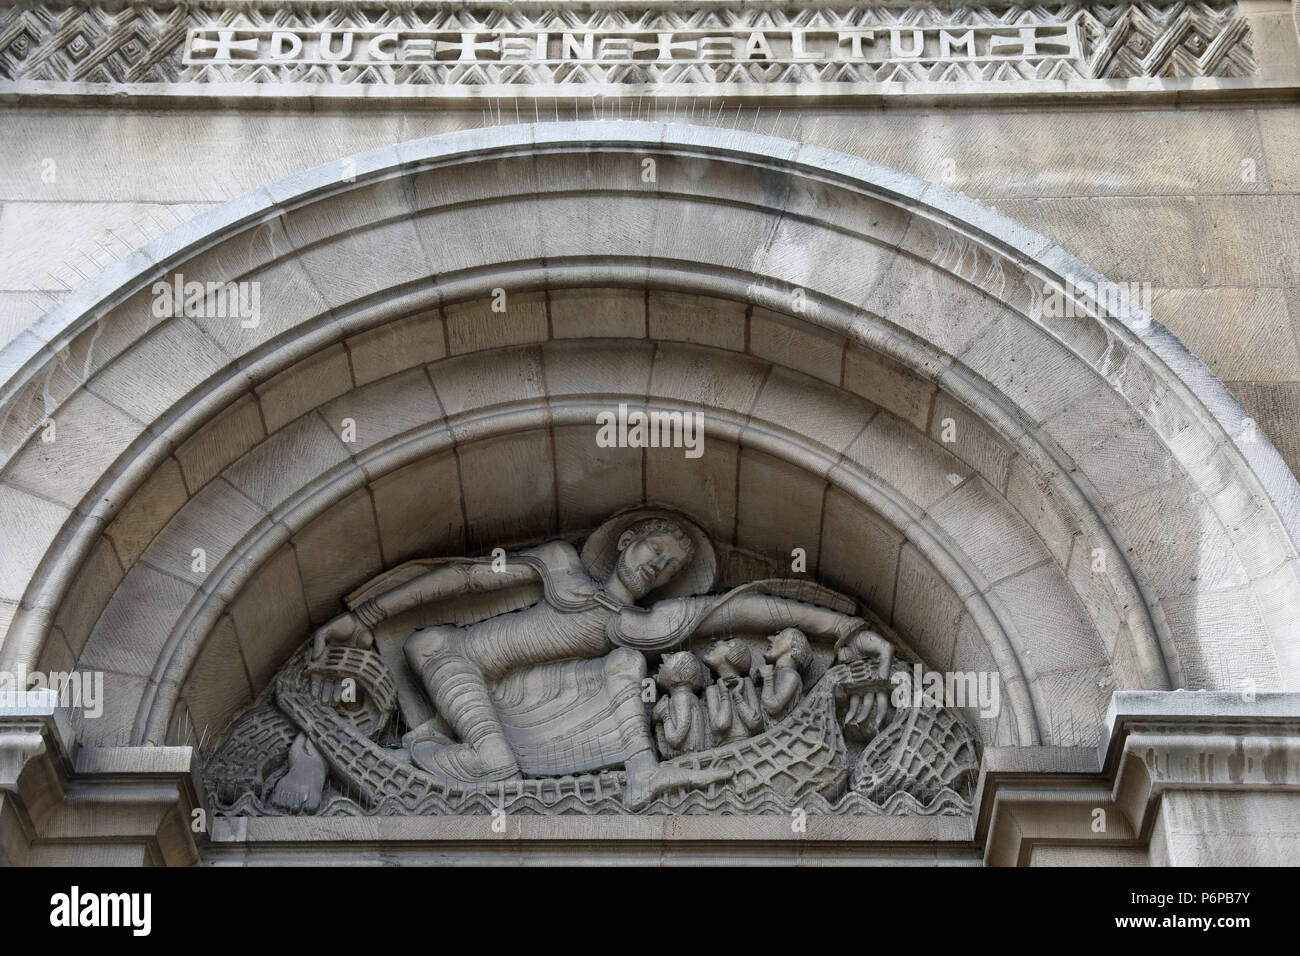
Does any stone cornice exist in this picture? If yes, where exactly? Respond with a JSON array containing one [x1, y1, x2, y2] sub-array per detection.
[[977, 692, 1300, 866], [0, 694, 208, 865], [7, 690, 1296, 863]]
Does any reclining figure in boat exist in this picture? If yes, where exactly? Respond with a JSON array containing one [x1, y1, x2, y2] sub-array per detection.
[[264, 508, 891, 811]]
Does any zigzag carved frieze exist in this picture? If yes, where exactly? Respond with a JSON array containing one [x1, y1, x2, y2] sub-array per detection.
[[0, 3, 1258, 91]]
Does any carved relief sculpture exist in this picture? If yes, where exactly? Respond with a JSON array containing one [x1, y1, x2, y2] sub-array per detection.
[[206, 509, 981, 817]]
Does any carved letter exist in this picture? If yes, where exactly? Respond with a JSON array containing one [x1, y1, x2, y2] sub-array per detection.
[[744, 32, 774, 60], [562, 33, 594, 60], [790, 29, 824, 60], [320, 32, 354, 62], [939, 30, 976, 58], [368, 33, 398, 62], [838, 30, 875, 58], [891, 29, 924, 59], [269, 32, 303, 60]]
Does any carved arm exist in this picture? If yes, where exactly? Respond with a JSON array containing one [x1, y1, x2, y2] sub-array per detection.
[[734, 678, 764, 734], [691, 592, 868, 645], [705, 682, 733, 735], [313, 558, 541, 658], [760, 667, 802, 720]]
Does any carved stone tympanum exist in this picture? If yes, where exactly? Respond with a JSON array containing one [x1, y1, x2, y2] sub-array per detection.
[[206, 509, 979, 817]]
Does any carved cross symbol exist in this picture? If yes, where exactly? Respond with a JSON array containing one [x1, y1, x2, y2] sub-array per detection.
[[441, 33, 501, 61], [190, 30, 260, 62], [988, 27, 1070, 57]]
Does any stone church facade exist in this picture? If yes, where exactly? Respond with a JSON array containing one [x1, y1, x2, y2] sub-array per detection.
[[0, 0, 1298, 866]]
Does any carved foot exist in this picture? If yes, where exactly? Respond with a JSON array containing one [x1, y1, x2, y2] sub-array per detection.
[[624, 761, 735, 811], [269, 734, 327, 813], [409, 735, 520, 785]]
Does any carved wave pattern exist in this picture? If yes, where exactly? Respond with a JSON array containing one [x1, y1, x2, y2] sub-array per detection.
[[0, 3, 1256, 86], [215, 780, 974, 817]]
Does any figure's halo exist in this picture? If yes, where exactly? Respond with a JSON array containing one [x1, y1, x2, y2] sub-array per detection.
[[580, 507, 717, 600]]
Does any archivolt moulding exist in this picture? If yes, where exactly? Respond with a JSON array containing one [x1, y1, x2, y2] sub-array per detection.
[[0, 123, 1297, 763]]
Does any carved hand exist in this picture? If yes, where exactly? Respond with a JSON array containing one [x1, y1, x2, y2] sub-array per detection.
[[310, 611, 374, 660], [842, 626, 894, 677]]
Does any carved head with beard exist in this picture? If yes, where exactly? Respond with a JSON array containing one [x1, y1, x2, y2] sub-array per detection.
[[613, 518, 694, 599]]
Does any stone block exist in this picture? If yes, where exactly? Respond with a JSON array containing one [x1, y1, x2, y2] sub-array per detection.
[[178, 614, 253, 750], [1107, 476, 1249, 602], [3, 388, 146, 509], [860, 252, 1004, 359], [1156, 287, 1299, 383], [1041, 390, 1172, 504], [927, 392, 1014, 493], [735, 447, 826, 568], [846, 412, 961, 513], [457, 430, 557, 551], [228, 545, 310, 693], [648, 291, 746, 352], [929, 477, 1051, 587], [426, 346, 545, 429], [818, 487, 904, 620], [79, 563, 197, 678], [999, 195, 1300, 288], [345, 310, 445, 386], [842, 344, 935, 432], [256, 343, 354, 433], [1228, 382, 1300, 482], [318, 367, 444, 454], [223, 414, 351, 511], [444, 292, 548, 356], [295, 218, 431, 313], [552, 424, 644, 530], [1259, 107, 1300, 191], [1003, 454, 1077, 570], [50, 534, 123, 658], [748, 308, 844, 384], [291, 488, 384, 624], [368, 452, 465, 566], [86, 317, 231, 423], [892, 543, 965, 668], [140, 477, 268, 592], [549, 288, 645, 340], [174, 392, 265, 493], [1161, 585, 1282, 690], [542, 339, 654, 401], [644, 437, 737, 545], [105, 456, 189, 569], [0, 481, 72, 602], [748, 367, 871, 472], [649, 342, 767, 414]]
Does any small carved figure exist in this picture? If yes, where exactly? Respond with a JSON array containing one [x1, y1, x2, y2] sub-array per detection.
[[702, 639, 764, 745], [653, 651, 710, 758], [759, 627, 814, 724]]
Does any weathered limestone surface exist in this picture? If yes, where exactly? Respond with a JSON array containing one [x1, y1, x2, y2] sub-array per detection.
[[0, 5, 1297, 863], [4, 103, 1295, 473]]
